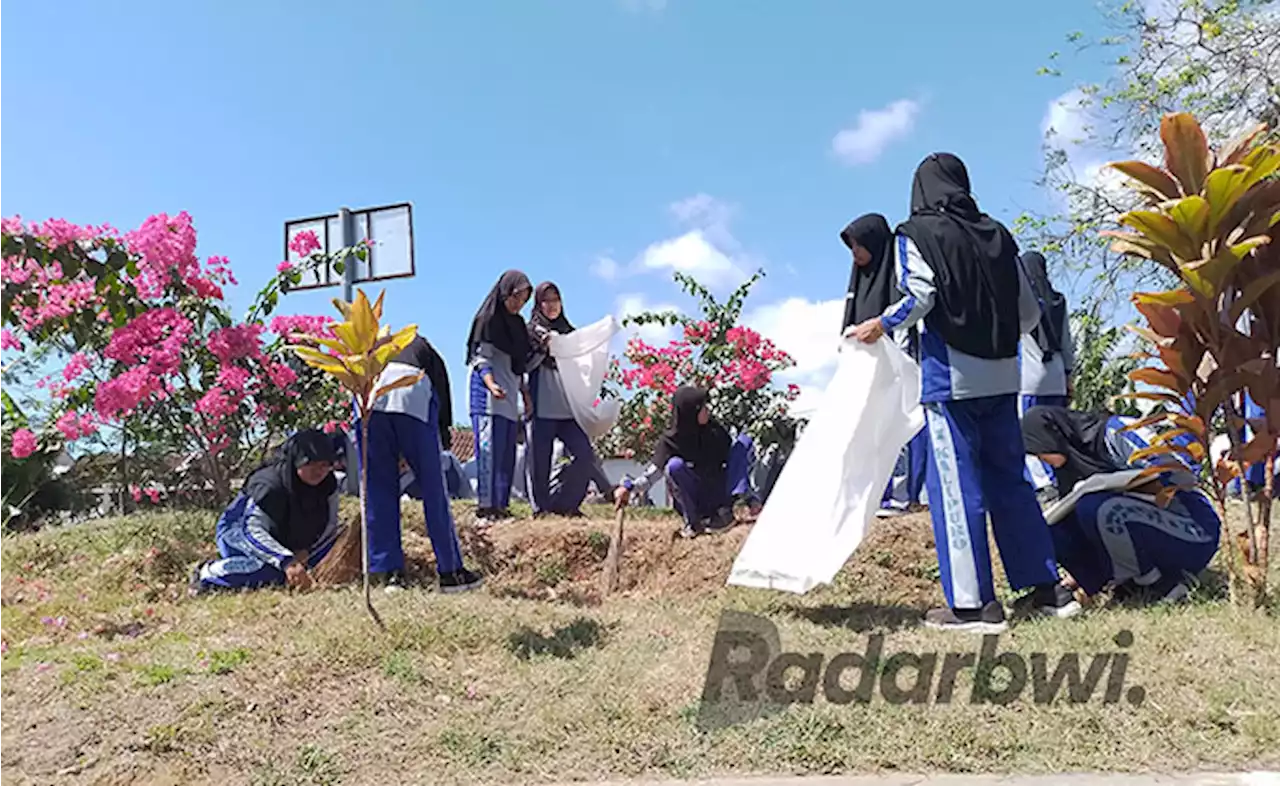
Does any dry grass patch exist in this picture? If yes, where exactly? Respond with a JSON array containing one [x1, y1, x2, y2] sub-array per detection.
[[1, 502, 1277, 785]]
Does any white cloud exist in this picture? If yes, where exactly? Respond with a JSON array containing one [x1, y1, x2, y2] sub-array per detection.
[[831, 99, 921, 166], [591, 256, 621, 281], [639, 230, 740, 283], [1041, 88, 1093, 148], [743, 296, 846, 417], [594, 193, 750, 288], [615, 293, 680, 345]]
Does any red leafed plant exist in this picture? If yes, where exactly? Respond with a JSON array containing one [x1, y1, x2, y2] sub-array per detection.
[[1103, 112, 1280, 608]]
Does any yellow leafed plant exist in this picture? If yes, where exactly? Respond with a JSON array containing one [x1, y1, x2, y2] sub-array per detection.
[[286, 288, 421, 627]]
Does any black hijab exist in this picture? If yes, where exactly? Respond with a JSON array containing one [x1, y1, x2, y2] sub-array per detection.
[[465, 270, 533, 375], [241, 429, 338, 552], [528, 281, 575, 371], [840, 214, 897, 332], [1021, 406, 1121, 495], [1020, 251, 1067, 361], [896, 153, 1021, 359], [653, 387, 732, 486]]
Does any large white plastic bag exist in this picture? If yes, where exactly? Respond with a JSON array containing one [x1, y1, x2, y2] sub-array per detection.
[[727, 336, 924, 594], [547, 315, 623, 440]]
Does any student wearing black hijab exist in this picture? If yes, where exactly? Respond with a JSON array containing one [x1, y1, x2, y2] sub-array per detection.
[[851, 152, 1075, 632], [1020, 405, 1219, 605], [524, 281, 606, 517], [839, 213, 929, 518], [1017, 251, 1077, 496], [466, 270, 533, 521], [613, 387, 760, 538], [191, 429, 342, 593], [356, 331, 483, 593]]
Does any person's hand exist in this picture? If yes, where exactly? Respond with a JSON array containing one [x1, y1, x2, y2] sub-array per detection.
[[613, 486, 631, 510], [485, 376, 507, 400], [521, 387, 533, 419], [851, 318, 885, 344], [285, 557, 313, 591]]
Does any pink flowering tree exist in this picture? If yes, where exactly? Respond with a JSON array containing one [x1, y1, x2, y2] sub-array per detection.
[[595, 270, 801, 461], [0, 216, 359, 511]]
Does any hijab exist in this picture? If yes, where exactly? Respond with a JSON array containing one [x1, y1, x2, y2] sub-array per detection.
[[840, 213, 897, 332], [1020, 251, 1067, 361], [1021, 406, 1121, 495], [895, 153, 1021, 359], [241, 429, 338, 552], [652, 387, 732, 486], [465, 270, 533, 374], [528, 281, 575, 371]]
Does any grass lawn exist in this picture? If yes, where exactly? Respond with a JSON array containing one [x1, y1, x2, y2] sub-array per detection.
[[2, 500, 1278, 785]]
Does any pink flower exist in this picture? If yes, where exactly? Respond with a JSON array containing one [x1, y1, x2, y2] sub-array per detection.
[[55, 411, 99, 441], [145, 488, 160, 504], [10, 429, 37, 459], [130, 485, 143, 502], [207, 324, 265, 364], [265, 361, 298, 389], [124, 212, 200, 300], [277, 260, 294, 273], [0, 329, 21, 352], [289, 230, 321, 257]]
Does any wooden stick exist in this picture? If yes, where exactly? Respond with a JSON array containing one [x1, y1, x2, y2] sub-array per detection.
[[602, 506, 626, 595]]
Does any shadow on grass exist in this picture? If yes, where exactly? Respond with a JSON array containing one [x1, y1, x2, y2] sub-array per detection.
[[506, 617, 614, 660], [781, 602, 922, 633]]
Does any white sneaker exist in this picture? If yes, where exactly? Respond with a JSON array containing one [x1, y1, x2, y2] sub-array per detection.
[[875, 507, 906, 519]]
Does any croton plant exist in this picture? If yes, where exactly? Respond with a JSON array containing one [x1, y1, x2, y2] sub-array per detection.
[[1104, 112, 1279, 608]]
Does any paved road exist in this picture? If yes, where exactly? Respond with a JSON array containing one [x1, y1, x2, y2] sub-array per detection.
[[547, 771, 1280, 786]]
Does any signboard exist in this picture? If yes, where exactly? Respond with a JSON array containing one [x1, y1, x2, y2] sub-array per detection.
[[282, 202, 415, 292]]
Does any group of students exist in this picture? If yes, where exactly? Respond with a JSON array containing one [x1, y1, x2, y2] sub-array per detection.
[[188, 150, 1238, 626], [835, 151, 1224, 633], [191, 266, 771, 595]]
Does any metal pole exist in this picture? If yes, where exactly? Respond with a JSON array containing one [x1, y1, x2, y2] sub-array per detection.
[[339, 206, 356, 303]]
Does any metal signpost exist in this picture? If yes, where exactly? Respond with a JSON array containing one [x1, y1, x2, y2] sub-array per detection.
[[282, 202, 416, 302]]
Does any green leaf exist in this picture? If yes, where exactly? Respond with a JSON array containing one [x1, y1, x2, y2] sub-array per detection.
[[1167, 195, 1210, 247]]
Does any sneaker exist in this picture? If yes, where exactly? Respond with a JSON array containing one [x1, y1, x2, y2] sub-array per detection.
[[1012, 582, 1082, 619], [187, 561, 211, 597], [923, 602, 1008, 634], [371, 570, 409, 594], [678, 521, 700, 539], [1112, 572, 1189, 605], [707, 507, 735, 530], [875, 506, 907, 519], [440, 568, 484, 594]]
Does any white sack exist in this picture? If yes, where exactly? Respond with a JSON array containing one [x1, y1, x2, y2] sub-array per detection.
[[547, 315, 622, 440], [727, 336, 924, 594]]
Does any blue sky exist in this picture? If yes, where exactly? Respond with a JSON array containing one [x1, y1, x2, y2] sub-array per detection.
[[2, 0, 1116, 418]]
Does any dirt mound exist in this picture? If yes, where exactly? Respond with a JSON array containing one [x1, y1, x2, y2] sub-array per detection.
[[389, 505, 942, 607]]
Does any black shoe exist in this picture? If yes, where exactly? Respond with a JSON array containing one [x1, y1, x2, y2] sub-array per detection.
[[439, 568, 484, 594], [678, 521, 701, 539], [707, 507, 735, 530], [371, 570, 409, 593], [923, 602, 1008, 633], [1013, 582, 1082, 619], [1112, 572, 1189, 605]]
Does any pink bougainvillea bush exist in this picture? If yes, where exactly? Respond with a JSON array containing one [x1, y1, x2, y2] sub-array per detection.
[[0, 217, 359, 508], [595, 269, 802, 461]]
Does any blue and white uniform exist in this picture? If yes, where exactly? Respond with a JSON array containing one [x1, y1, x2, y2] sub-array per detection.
[[197, 431, 340, 590], [357, 336, 467, 577], [469, 341, 522, 512], [889, 233, 1060, 609]]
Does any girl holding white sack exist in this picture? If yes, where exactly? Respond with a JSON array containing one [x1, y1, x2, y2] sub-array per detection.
[[525, 281, 606, 517], [840, 213, 928, 519], [1021, 405, 1219, 605], [850, 153, 1078, 632]]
